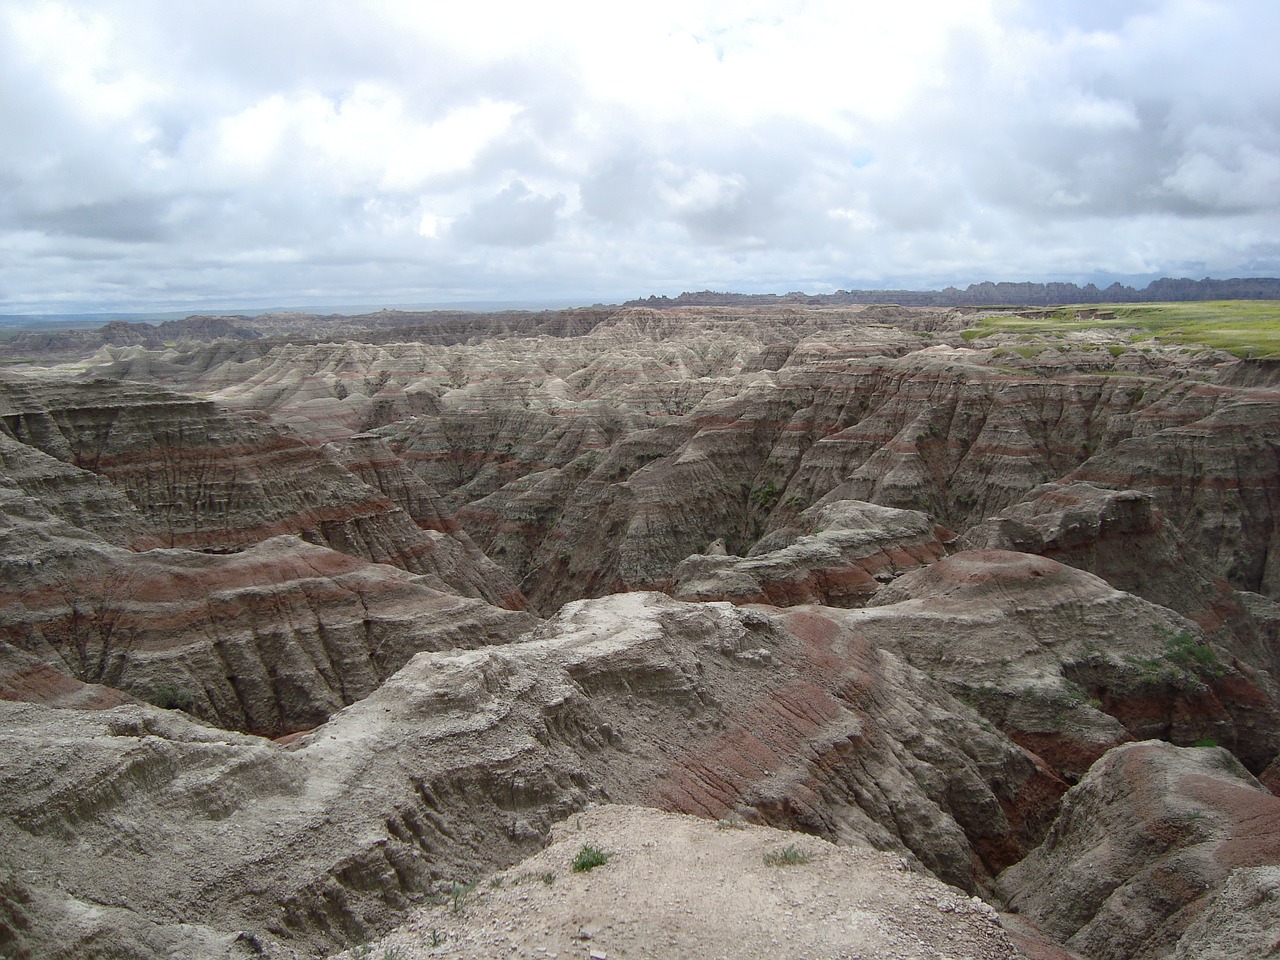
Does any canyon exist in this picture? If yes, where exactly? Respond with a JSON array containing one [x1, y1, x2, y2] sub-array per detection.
[[1, 302, 1278, 960]]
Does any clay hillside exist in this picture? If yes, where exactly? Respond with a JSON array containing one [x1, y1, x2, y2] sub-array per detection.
[[2, 301, 1279, 960]]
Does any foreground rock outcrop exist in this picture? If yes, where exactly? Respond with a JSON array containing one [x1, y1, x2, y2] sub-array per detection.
[[861, 551, 1280, 778], [0, 591, 1066, 959]]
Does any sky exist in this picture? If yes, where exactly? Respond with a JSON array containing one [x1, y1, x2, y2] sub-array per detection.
[[2, 0, 1279, 314]]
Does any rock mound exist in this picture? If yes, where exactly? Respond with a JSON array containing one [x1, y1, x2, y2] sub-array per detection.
[[998, 741, 1280, 960], [861, 551, 1280, 779], [672, 499, 948, 607]]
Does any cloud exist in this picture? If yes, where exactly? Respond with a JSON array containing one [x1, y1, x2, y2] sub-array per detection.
[[451, 181, 566, 246], [0, 0, 1278, 312], [16, 197, 172, 242]]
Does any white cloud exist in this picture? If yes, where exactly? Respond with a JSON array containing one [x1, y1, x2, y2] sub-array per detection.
[[452, 181, 566, 246], [203, 88, 519, 190], [1, 0, 1278, 312]]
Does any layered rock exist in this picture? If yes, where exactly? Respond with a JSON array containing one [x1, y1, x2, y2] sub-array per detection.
[[0, 529, 533, 735], [330, 433, 524, 608], [961, 481, 1278, 678], [377, 346, 1253, 612], [0, 374, 516, 606], [1069, 396, 1280, 598], [59, 311, 1273, 620], [672, 499, 949, 606], [998, 741, 1280, 960]]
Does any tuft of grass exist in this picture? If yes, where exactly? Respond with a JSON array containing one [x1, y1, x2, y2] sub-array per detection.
[[432, 881, 476, 915], [763, 844, 813, 867], [571, 843, 610, 873]]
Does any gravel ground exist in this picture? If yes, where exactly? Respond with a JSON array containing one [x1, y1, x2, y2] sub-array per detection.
[[332, 804, 1028, 960]]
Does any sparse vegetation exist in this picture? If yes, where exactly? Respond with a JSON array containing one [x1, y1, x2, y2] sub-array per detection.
[[429, 881, 477, 915], [763, 844, 813, 866], [748, 480, 781, 511], [448, 881, 476, 914], [1124, 629, 1224, 690], [571, 843, 610, 873]]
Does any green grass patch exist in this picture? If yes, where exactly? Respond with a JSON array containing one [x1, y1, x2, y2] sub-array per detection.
[[571, 843, 610, 873], [1124, 629, 1224, 690], [762, 844, 814, 867], [961, 301, 1280, 358]]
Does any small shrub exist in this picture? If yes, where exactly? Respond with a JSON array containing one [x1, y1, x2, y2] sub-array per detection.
[[763, 844, 813, 867], [1193, 738, 1219, 748], [571, 843, 610, 873], [144, 683, 196, 712], [748, 481, 780, 510], [540, 871, 556, 885]]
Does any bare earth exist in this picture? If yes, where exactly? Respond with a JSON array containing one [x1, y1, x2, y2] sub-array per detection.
[[336, 804, 1025, 960]]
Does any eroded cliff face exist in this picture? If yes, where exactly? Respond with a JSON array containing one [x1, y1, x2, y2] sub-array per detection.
[[348, 331, 1270, 614], [2, 305, 1278, 960], [0, 375, 524, 608], [0, 492, 532, 735]]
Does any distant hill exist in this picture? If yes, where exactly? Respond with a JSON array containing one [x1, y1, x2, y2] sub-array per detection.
[[626, 277, 1280, 308]]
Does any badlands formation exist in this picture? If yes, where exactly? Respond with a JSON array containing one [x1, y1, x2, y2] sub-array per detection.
[[1, 303, 1279, 960]]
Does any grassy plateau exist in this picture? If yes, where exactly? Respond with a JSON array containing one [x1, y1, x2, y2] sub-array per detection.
[[960, 300, 1280, 358]]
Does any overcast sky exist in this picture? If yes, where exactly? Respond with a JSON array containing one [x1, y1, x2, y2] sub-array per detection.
[[3, 0, 1279, 313]]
